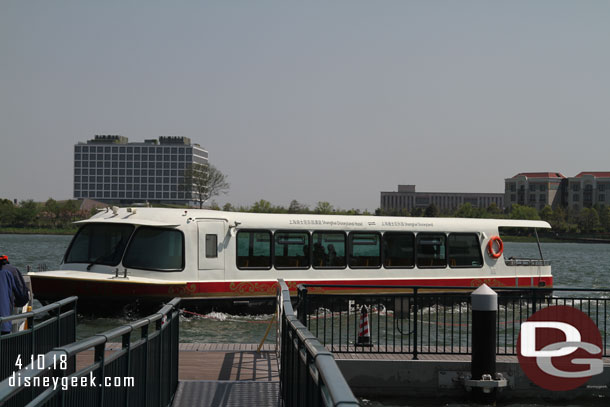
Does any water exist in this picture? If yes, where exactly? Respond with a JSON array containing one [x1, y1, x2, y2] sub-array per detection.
[[2, 234, 610, 344]]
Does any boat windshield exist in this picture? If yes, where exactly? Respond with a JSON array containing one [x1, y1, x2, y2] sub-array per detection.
[[65, 223, 134, 266]]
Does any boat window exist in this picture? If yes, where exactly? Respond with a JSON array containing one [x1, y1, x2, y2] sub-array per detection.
[[448, 233, 483, 268], [383, 232, 415, 268], [349, 233, 381, 268], [123, 227, 184, 272], [416, 233, 446, 268], [274, 231, 310, 269], [312, 232, 346, 269], [237, 230, 272, 269], [205, 234, 218, 258], [65, 223, 134, 266]]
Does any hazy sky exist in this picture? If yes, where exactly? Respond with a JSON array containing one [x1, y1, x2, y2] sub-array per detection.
[[1, 1, 609, 211]]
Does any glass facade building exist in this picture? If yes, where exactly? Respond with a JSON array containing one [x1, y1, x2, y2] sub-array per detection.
[[73, 135, 208, 205]]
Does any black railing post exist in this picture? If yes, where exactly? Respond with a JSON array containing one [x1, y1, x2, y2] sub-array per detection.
[[413, 288, 419, 360], [142, 323, 149, 406], [157, 317, 163, 407], [94, 339, 106, 407], [56, 304, 62, 348], [298, 286, 308, 325], [531, 288, 537, 314], [122, 330, 131, 407]]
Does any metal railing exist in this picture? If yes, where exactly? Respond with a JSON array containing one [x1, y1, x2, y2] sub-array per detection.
[[0, 297, 77, 384], [0, 298, 180, 407], [296, 285, 610, 359], [277, 280, 359, 407]]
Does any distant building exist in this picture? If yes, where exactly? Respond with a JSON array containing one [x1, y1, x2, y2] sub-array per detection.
[[73, 135, 208, 205], [504, 172, 566, 210], [504, 171, 610, 211], [566, 172, 610, 211], [380, 185, 504, 213]]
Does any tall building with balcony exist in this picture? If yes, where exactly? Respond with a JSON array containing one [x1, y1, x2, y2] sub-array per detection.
[[380, 185, 504, 213], [73, 135, 208, 205], [567, 172, 610, 211], [504, 172, 566, 210]]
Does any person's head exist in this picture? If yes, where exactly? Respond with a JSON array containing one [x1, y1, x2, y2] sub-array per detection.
[[0, 255, 8, 266]]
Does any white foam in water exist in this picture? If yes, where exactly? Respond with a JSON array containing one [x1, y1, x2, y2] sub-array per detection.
[[204, 312, 228, 321]]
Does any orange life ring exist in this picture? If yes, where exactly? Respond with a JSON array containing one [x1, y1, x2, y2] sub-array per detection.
[[487, 236, 503, 259]]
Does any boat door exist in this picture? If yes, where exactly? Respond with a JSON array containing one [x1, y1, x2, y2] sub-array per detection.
[[197, 220, 227, 271]]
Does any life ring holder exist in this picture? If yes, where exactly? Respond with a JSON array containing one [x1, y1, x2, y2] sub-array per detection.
[[487, 236, 503, 259]]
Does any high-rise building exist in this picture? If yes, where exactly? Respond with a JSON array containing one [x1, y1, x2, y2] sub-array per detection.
[[73, 135, 208, 205], [380, 185, 504, 213]]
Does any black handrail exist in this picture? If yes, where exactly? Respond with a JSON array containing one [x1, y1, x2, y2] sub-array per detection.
[[0, 296, 78, 390], [298, 284, 607, 292], [278, 279, 359, 407], [0, 298, 181, 407]]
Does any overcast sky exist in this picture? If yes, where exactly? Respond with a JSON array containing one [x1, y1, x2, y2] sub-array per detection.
[[1, 1, 609, 211]]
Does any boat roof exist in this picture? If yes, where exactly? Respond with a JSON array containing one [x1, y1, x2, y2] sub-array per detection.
[[76, 207, 551, 231]]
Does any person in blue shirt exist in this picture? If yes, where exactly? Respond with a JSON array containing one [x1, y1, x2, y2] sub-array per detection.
[[1, 255, 29, 334]]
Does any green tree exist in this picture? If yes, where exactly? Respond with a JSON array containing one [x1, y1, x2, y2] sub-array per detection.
[[411, 207, 424, 217], [183, 163, 230, 209], [424, 204, 438, 217], [508, 204, 540, 220], [485, 202, 503, 218], [578, 207, 600, 233], [314, 201, 334, 214], [251, 199, 273, 213], [548, 206, 568, 232], [14, 200, 39, 227], [222, 202, 234, 212], [0, 199, 17, 227], [454, 203, 478, 218], [539, 205, 553, 223], [288, 200, 308, 214], [58, 200, 80, 227], [599, 205, 610, 232]]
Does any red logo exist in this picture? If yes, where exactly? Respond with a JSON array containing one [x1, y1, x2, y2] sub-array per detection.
[[517, 305, 603, 391]]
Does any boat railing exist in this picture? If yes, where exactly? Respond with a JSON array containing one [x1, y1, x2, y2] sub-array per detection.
[[0, 298, 181, 407], [504, 258, 551, 266], [277, 279, 359, 407], [295, 284, 610, 359]]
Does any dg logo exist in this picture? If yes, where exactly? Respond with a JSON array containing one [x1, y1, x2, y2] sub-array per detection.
[[517, 305, 603, 391]]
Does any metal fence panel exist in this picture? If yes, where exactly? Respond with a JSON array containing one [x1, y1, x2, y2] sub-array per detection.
[[0, 298, 181, 407], [297, 285, 610, 358]]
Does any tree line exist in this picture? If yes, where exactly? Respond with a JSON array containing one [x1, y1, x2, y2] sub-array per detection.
[[376, 202, 610, 234], [213, 200, 610, 235], [0, 199, 94, 231], [3, 196, 610, 236]]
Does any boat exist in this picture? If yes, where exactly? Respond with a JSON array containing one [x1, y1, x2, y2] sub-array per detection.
[[27, 207, 552, 313]]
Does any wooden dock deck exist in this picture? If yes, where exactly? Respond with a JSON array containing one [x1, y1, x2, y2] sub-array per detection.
[[74, 343, 610, 406], [76, 343, 281, 407]]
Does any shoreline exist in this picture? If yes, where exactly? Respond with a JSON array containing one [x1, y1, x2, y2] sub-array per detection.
[[0, 228, 76, 236]]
